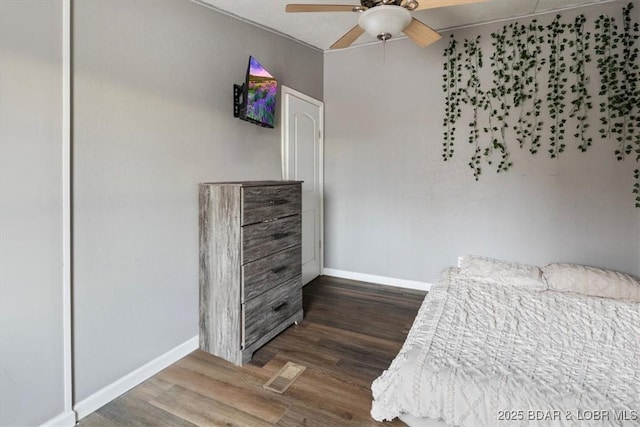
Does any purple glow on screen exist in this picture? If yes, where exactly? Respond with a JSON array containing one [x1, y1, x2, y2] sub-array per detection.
[[246, 57, 277, 127]]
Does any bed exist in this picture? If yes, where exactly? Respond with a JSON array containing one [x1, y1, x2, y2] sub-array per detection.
[[371, 257, 640, 426]]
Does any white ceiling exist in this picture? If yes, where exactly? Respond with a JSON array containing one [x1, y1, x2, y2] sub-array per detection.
[[196, 0, 617, 51], [193, 0, 615, 51]]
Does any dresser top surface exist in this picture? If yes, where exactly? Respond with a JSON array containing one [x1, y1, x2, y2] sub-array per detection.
[[200, 180, 302, 187]]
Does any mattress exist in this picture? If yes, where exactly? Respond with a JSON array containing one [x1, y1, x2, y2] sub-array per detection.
[[371, 268, 640, 426]]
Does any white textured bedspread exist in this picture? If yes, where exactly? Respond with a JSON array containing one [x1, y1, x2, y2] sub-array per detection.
[[371, 268, 640, 426]]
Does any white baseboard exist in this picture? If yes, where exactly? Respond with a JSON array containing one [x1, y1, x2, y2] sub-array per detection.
[[322, 268, 432, 291], [74, 335, 199, 420], [39, 410, 76, 427]]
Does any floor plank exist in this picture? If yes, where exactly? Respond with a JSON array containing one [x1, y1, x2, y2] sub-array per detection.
[[150, 385, 274, 427], [79, 276, 426, 426]]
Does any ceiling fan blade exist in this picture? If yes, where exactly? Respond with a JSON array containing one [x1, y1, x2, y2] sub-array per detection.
[[330, 25, 365, 49], [414, 0, 486, 11], [286, 4, 359, 12], [403, 18, 441, 47]]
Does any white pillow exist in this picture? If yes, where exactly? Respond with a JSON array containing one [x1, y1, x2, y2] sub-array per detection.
[[542, 263, 640, 302], [459, 255, 548, 290]]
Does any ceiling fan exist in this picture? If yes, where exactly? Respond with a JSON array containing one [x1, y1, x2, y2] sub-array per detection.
[[286, 0, 486, 49]]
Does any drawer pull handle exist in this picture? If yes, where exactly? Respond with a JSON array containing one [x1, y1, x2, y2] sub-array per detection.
[[271, 265, 288, 274], [272, 301, 288, 312], [269, 199, 288, 206], [271, 232, 290, 240]]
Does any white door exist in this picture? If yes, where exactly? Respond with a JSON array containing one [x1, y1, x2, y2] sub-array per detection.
[[281, 86, 323, 285]]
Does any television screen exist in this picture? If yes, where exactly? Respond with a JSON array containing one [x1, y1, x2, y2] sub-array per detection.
[[245, 57, 277, 128]]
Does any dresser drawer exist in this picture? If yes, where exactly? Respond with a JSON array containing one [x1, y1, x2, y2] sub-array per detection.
[[242, 278, 301, 349], [242, 215, 301, 264], [242, 185, 301, 225], [242, 245, 301, 303]]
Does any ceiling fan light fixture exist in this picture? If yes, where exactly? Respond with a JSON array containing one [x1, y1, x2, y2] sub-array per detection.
[[358, 5, 412, 41]]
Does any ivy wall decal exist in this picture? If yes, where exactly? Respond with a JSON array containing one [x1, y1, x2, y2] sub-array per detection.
[[570, 14, 593, 152], [487, 25, 512, 172], [594, 14, 620, 146], [442, 3, 640, 207], [511, 21, 545, 155], [442, 38, 461, 162], [546, 15, 569, 158], [462, 36, 485, 179]]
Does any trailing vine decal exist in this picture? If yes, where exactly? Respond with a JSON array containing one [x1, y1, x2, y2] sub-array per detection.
[[594, 14, 621, 149], [441, 3, 640, 207], [442, 36, 462, 162], [487, 24, 512, 172], [569, 14, 593, 152], [461, 36, 485, 179], [546, 15, 569, 158], [511, 21, 545, 154], [620, 4, 640, 149], [618, 3, 640, 207], [635, 169, 640, 207]]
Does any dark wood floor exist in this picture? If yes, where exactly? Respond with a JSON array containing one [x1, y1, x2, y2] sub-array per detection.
[[79, 276, 426, 426]]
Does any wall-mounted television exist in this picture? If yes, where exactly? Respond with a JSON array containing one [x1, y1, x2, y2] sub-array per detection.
[[233, 56, 277, 128]]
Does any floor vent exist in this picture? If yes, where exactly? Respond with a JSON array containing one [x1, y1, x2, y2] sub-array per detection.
[[263, 362, 306, 394]]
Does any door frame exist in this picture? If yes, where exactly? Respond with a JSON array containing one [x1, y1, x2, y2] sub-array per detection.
[[280, 85, 324, 278], [62, 0, 74, 419]]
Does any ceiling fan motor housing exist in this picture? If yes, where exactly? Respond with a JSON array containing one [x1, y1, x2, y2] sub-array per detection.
[[358, 5, 412, 40]]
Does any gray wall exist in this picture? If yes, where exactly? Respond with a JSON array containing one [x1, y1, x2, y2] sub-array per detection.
[[635, 0, 640, 273], [0, 1, 65, 426], [73, 0, 323, 401], [324, 0, 640, 283], [2, 0, 635, 422]]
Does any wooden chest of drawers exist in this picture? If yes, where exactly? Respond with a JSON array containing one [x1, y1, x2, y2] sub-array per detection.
[[199, 181, 303, 365]]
